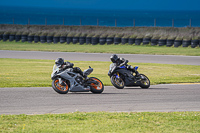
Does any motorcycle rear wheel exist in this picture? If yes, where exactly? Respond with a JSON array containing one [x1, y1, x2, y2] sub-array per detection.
[[111, 74, 124, 89], [139, 74, 150, 89], [52, 79, 69, 94], [90, 77, 104, 94]]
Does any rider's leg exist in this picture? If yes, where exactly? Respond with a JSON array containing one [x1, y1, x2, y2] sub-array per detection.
[[73, 67, 87, 78], [127, 65, 139, 76]]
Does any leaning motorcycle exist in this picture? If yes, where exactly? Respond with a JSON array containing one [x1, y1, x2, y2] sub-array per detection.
[[108, 63, 150, 89], [51, 65, 104, 94]]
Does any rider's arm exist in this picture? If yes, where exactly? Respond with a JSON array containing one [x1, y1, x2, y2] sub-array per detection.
[[119, 58, 129, 67], [63, 61, 74, 69]]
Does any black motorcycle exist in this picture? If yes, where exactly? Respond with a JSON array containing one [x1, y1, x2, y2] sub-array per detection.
[[51, 65, 104, 94], [108, 63, 150, 89]]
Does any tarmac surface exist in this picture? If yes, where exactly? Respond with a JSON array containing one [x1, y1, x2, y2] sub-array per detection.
[[0, 50, 200, 114], [1, 50, 200, 65], [1, 84, 200, 115]]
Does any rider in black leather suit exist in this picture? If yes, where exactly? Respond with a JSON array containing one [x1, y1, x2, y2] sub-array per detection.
[[110, 54, 138, 75]]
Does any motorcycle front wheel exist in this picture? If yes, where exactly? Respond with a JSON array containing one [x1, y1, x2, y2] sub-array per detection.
[[52, 79, 69, 94], [111, 74, 124, 89], [89, 77, 104, 94], [139, 74, 150, 89]]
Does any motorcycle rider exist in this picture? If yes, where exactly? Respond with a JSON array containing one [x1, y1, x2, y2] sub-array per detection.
[[55, 58, 86, 85], [110, 54, 138, 75], [55, 57, 86, 77]]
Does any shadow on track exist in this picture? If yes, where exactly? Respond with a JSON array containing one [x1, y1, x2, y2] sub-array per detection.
[[124, 87, 169, 90], [69, 92, 128, 95]]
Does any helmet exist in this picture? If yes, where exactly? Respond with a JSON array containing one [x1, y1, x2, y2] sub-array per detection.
[[110, 54, 118, 63], [55, 58, 64, 68]]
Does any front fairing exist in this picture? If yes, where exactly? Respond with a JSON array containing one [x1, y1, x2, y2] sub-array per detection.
[[51, 65, 59, 78], [53, 64, 59, 72], [108, 63, 117, 76]]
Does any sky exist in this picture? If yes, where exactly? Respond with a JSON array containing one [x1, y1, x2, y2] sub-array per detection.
[[0, 0, 200, 11]]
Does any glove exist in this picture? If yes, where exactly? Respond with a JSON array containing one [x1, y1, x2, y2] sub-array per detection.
[[70, 63, 74, 67]]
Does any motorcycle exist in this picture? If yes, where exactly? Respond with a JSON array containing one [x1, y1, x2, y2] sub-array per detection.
[[51, 65, 104, 94], [108, 63, 150, 89]]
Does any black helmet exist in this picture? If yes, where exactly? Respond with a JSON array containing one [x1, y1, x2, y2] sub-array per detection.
[[110, 54, 118, 63], [55, 58, 64, 68]]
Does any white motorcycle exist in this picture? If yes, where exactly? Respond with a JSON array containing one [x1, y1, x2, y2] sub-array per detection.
[[51, 65, 104, 94]]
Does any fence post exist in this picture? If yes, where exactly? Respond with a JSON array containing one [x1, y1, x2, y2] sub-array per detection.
[[97, 19, 99, 26], [115, 19, 117, 27], [189, 19, 192, 27], [172, 19, 174, 27], [13, 18, 14, 24], [133, 19, 135, 27], [154, 19, 156, 27]]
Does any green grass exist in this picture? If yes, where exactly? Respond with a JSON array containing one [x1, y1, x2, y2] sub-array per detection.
[[1, 39, 200, 132], [1, 58, 200, 87], [0, 41, 200, 56], [0, 112, 200, 133]]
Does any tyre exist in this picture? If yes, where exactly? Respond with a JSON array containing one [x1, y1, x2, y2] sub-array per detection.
[[135, 38, 143, 45], [89, 77, 104, 94], [52, 79, 69, 94], [143, 38, 151, 45], [114, 37, 121, 44], [138, 74, 150, 89], [158, 39, 166, 46], [60, 36, 66, 43], [67, 37, 73, 44], [79, 37, 86, 44], [3, 34, 9, 41], [128, 38, 135, 45], [0, 34, 3, 41], [21, 35, 28, 42], [86, 37, 91, 44], [182, 40, 191, 47], [92, 37, 99, 45], [191, 40, 199, 48], [99, 37, 106, 45], [40, 36, 46, 43], [15, 35, 21, 42], [166, 39, 174, 47], [110, 74, 124, 89], [53, 37, 60, 44], [47, 36, 53, 43], [34, 36, 40, 43], [9, 35, 15, 41], [73, 37, 79, 44], [106, 37, 114, 44], [121, 38, 128, 44], [174, 40, 182, 47], [28, 36, 34, 43], [151, 39, 158, 46]]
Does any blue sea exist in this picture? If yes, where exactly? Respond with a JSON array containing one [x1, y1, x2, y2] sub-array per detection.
[[1, 6, 200, 27]]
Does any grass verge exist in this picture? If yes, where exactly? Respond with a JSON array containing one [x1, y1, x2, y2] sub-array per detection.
[[0, 58, 200, 87], [0, 112, 200, 133], [0, 41, 200, 56]]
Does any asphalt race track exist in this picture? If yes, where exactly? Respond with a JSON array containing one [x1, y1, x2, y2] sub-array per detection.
[[0, 84, 200, 115], [1, 50, 200, 65], [0, 50, 200, 114]]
